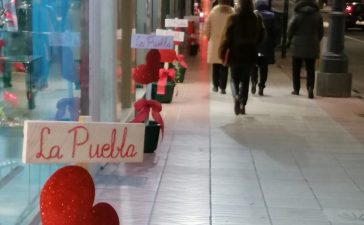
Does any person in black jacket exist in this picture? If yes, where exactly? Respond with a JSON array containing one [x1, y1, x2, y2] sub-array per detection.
[[219, 0, 265, 115], [251, 0, 276, 96], [287, 0, 323, 99]]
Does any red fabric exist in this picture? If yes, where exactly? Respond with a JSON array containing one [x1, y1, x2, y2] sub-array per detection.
[[158, 49, 177, 63], [131, 99, 164, 138], [13, 63, 26, 72], [157, 68, 176, 95], [177, 55, 188, 69], [187, 21, 195, 35], [93, 203, 120, 225], [3, 91, 18, 107], [40, 166, 119, 225]]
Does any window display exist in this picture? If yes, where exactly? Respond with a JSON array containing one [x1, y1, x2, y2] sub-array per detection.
[[0, 0, 86, 224]]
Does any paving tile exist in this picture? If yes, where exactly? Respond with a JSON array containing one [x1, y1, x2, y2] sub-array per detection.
[[265, 196, 321, 209], [269, 207, 329, 222], [212, 216, 271, 225]]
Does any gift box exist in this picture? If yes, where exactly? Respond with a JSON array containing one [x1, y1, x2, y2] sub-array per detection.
[[144, 121, 160, 153], [151, 81, 175, 103], [165, 63, 185, 83], [174, 64, 186, 83]]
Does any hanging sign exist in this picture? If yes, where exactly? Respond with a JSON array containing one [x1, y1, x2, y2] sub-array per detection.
[[22, 121, 145, 163], [131, 34, 174, 49], [165, 18, 189, 28], [156, 29, 185, 42]]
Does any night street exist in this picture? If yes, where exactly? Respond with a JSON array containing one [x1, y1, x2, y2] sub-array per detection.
[[273, 0, 364, 97]]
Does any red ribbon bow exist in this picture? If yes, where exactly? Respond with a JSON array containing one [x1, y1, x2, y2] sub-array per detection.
[[177, 55, 188, 69], [131, 99, 164, 138], [157, 68, 176, 95]]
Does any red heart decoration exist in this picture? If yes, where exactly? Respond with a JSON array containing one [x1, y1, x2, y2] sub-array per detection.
[[133, 49, 161, 84], [158, 49, 177, 63], [146, 49, 161, 81], [133, 64, 152, 84], [40, 166, 120, 225], [92, 203, 120, 225]]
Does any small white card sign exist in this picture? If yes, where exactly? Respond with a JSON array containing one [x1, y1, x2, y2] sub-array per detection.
[[131, 34, 174, 49], [156, 29, 185, 42], [22, 121, 145, 164], [165, 18, 188, 28]]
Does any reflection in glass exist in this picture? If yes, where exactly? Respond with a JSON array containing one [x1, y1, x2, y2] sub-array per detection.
[[0, 0, 85, 224]]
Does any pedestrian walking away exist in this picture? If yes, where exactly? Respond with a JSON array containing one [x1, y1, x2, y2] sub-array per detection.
[[205, 0, 234, 94], [251, 0, 277, 96], [219, 0, 265, 115], [287, 0, 324, 99]]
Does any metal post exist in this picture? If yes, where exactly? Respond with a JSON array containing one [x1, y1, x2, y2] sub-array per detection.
[[316, 0, 352, 97], [80, 0, 89, 115], [89, 0, 117, 122], [120, 0, 134, 109], [281, 0, 289, 58]]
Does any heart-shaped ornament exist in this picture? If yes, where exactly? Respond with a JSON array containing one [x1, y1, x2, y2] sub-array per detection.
[[40, 166, 120, 225], [133, 49, 161, 84]]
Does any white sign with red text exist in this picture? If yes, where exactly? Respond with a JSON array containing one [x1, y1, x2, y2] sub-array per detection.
[[22, 121, 145, 164]]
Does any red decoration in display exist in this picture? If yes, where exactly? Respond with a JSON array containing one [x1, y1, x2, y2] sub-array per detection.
[[177, 55, 188, 69], [131, 99, 164, 138], [158, 49, 177, 63], [93, 203, 120, 225], [12, 63, 26, 72], [40, 166, 120, 225], [132, 49, 160, 84], [3, 91, 18, 107], [157, 68, 176, 95]]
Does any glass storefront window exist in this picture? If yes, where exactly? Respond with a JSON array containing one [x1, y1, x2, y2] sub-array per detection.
[[0, 0, 86, 224]]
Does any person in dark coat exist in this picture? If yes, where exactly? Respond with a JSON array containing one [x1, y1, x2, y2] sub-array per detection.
[[287, 0, 324, 99], [219, 0, 265, 115], [251, 0, 276, 96]]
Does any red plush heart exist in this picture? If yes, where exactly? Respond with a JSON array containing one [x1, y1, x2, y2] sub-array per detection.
[[133, 64, 153, 84], [40, 166, 120, 225], [92, 203, 120, 225], [146, 49, 161, 81], [133, 49, 161, 84]]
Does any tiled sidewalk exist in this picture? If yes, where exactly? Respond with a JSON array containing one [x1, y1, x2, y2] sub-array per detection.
[[95, 37, 364, 225]]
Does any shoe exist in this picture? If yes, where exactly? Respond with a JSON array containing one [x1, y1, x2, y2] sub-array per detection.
[[291, 90, 299, 95], [251, 83, 256, 94], [258, 87, 264, 96], [212, 86, 218, 92], [240, 104, 245, 114], [308, 87, 314, 99], [234, 99, 240, 115], [220, 89, 226, 94]]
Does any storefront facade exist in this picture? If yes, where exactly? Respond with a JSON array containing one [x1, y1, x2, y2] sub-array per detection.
[[0, 0, 162, 224]]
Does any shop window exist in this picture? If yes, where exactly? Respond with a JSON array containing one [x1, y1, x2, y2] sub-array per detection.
[[0, 0, 87, 224]]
